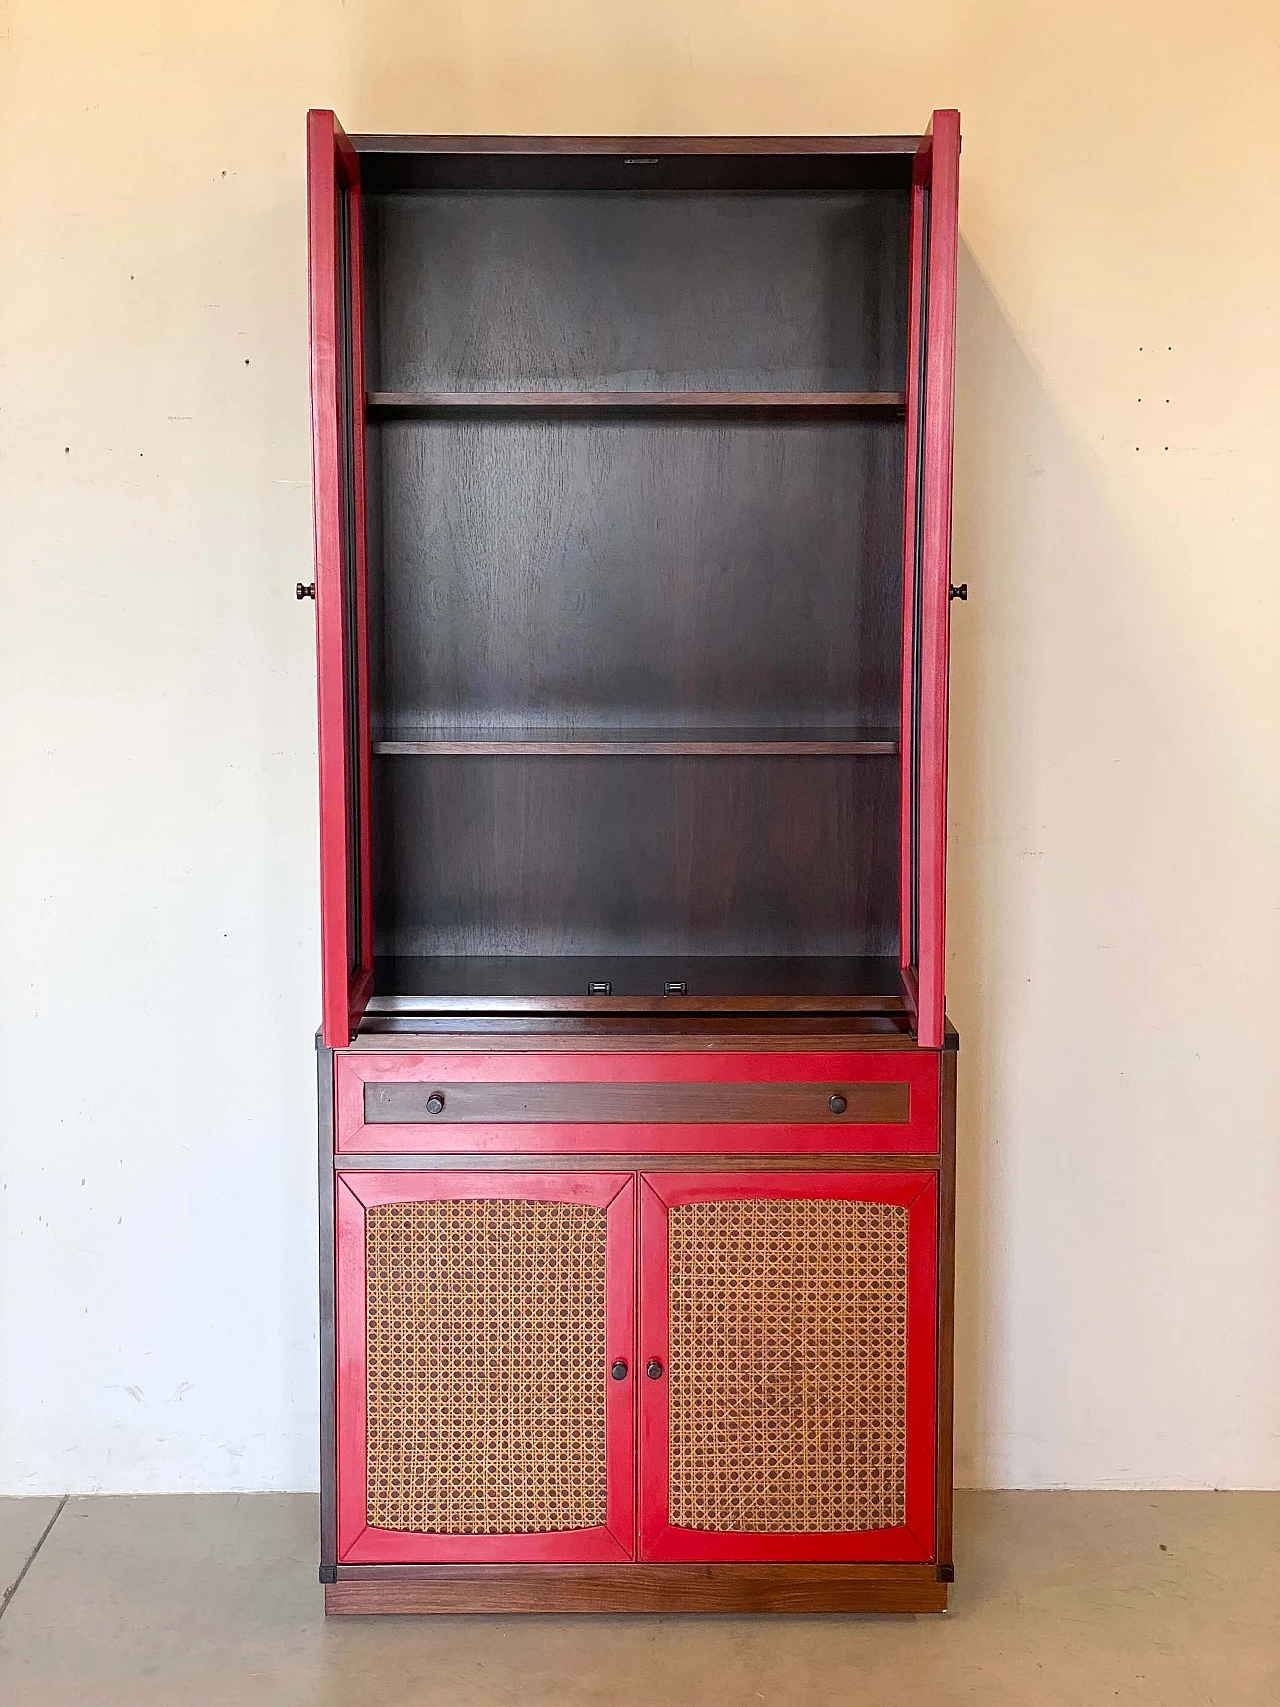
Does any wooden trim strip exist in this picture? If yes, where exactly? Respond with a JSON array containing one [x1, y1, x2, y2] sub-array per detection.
[[332, 1153, 941, 1172], [348, 1027, 921, 1052], [373, 735, 900, 756], [367, 390, 905, 414], [363, 1079, 911, 1126], [365, 994, 907, 1015], [326, 1563, 946, 1615]]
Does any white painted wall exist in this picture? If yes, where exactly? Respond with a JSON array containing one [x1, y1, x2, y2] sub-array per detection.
[[1, 0, 1277, 1493]]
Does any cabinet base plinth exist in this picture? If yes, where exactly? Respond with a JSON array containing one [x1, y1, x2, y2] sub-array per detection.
[[324, 1563, 949, 1616]]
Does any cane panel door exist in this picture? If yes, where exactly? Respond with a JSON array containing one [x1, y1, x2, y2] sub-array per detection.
[[334, 1170, 636, 1562], [637, 1171, 938, 1561]]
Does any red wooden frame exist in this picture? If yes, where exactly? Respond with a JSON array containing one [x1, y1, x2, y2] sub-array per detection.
[[900, 109, 960, 1051], [637, 1171, 937, 1562], [335, 1170, 636, 1563], [334, 1050, 939, 1155], [308, 108, 373, 1048]]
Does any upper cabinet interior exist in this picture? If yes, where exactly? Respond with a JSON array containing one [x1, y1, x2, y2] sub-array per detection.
[[307, 128, 959, 1031]]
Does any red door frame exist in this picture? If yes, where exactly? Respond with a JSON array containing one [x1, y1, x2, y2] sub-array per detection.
[[334, 1169, 636, 1563], [637, 1171, 937, 1562], [899, 109, 960, 1051], [308, 108, 373, 1048], [333, 1049, 940, 1156]]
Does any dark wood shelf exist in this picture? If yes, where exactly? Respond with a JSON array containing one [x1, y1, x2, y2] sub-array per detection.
[[373, 726, 899, 757], [367, 390, 907, 417], [369, 955, 906, 1014]]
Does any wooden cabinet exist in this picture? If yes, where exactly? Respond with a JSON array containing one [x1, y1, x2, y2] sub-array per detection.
[[306, 114, 961, 1614]]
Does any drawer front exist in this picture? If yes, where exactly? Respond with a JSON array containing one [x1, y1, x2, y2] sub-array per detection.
[[336, 1052, 939, 1155]]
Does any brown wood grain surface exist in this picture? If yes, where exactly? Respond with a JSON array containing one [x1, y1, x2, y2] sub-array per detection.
[[326, 1560, 946, 1615], [363, 1078, 910, 1125], [348, 1017, 919, 1048], [367, 392, 906, 413], [333, 1151, 940, 1173]]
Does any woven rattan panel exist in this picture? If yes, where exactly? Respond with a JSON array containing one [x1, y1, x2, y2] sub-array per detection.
[[365, 1198, 608, 1534], [668, 1197, 907, 1532]]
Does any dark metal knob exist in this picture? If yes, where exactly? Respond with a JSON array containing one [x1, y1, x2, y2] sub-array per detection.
[[296, 581, 315, 600], [949, 582, 968, 602], [829, 1093, 847, 1114], [610, 1359, 628, 1381], [646, 1359, 663, 1380], [425, 1093, 445, 1115]]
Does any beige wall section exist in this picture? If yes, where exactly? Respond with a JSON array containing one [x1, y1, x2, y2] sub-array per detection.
[[0, 1, 1277, 1492]]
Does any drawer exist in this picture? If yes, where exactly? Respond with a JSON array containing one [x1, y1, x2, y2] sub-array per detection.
[[335, 1051, 939, 1155]]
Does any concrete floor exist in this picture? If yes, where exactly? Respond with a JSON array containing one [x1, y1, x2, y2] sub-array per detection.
[[0, 1492, 1275, 1705]]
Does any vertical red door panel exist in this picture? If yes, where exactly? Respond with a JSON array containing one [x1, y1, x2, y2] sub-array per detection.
[[637, 1171, 938, 1562], [900, 109, 960, 1050], [335, 1170, 637, 1563], [308, 108, 373, 1047]]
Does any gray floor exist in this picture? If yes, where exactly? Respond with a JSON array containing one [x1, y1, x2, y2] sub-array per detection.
[[0, 1492, 1275, 1705]]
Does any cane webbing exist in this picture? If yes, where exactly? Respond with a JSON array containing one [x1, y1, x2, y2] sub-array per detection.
[[364, 1198, 608, 1534], [668, 1197, 908, 1533]]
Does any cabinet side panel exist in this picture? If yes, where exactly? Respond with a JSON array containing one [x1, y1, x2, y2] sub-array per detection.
[[936, 1045, 956, 1572], [317, 1042, 336, 1575]]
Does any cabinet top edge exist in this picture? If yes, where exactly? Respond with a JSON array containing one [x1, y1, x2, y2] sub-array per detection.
[[350, 135, 923, 156], [339, 1032, 938, 1055], [318, 1018, 959, 1053]]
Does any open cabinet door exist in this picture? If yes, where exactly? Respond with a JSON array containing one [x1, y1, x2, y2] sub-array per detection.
[[899, 110, 960, 1051], [308, 109, 373, 1047]]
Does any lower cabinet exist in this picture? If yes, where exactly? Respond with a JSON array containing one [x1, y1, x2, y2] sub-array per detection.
[[334, 1168, 939, 1568]]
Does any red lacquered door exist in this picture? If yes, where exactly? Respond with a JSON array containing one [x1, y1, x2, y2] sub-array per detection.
[[638, 1172, 937, 1562], [900, 109, 961, 1050], [307, 108, 372, 1048], [334, 1170, 636, 1563]]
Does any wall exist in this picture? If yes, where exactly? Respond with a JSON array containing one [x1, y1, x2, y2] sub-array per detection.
[[1, 0, 1277, 1493]]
